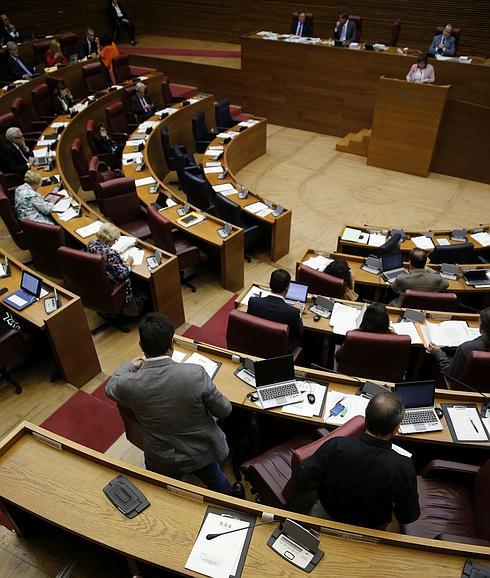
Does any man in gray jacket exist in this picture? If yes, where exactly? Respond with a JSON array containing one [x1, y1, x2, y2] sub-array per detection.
[[106, 313, 238, 495], [391, 248, 449, 306]]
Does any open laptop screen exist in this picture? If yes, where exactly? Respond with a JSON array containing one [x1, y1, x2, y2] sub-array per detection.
[[382, 252, 403, 272], [285, 281, 308, 303], [21, 271, 42, 297], [254, 355, 295, 388], [395, 381, 436, 409]]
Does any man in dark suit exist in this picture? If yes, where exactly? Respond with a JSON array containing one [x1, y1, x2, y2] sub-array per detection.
[[5, 41, 33, 80], [333, 11, 358, 45], [109, 0, 136, 46], [429, 307, 490, 379], [79, 27, 99, 59], [428, 24, 456, 56], [1, 14, 22, 44], [290, 11, 313, 37], [1, 127, 33, 176], [247, 268, 304, 352], [129, 82, 156, 122]]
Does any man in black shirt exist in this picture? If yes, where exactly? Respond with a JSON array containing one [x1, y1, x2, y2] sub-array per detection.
[[297, 392, 420, 529]]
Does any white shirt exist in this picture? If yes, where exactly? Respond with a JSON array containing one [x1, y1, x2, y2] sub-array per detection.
[[113, 3, 123, 17], [295, 21, 303, 36], [340, 21, 348, 42]]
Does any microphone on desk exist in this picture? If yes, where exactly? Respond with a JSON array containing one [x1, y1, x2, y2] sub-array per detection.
[[206, 518, 275, 540], [442, 372, 490, 418]]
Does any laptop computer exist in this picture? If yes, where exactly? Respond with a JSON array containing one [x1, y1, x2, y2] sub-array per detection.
[[381, 252, 408, 282], [395, 381, 443, 434], [3, 271, 43, 311], [253, 355, 302, 409], [463, 269, 490, 287], [284, 281, 308, 314]]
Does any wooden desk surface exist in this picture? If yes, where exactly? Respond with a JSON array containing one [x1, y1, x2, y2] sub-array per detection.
[[0, 423, 488, 577]]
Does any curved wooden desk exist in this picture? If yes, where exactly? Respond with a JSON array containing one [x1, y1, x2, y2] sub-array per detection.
[[0, 249, 100, 387], [0, 423, 488, 578]]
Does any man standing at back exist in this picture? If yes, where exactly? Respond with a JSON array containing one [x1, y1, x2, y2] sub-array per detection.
[[247, 268, 304, 353], [106, 313, 241, 496]]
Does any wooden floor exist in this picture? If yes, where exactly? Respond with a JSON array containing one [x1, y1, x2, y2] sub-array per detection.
[[0, 123, 489, 576]]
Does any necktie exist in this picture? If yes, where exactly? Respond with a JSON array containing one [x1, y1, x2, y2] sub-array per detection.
[[141, 97, 149, 112], [14, 56, 31, 76], [297, 23, 303, 36]]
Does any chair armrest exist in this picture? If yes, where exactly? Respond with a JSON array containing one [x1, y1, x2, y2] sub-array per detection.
[[244, 463, 289, 508], [436, 534, 490, 546], [421, 460, 480, 479]]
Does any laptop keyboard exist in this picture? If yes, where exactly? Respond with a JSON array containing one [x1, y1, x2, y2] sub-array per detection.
[[260, 383, 299, 401], [401, 410, 438, 425]]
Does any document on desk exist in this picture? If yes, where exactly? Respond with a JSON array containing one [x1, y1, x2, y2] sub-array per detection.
[[419, 321, 478, 348], [436, 238, 450, 246], [411, 236, 435, 250], [75, 220, 103, 238], [341, 227, 369, 244], [239, 285, 272, 306], [184, 352, 221, 379], [368, 233, 386, 247], [59, 207, 78, 222], [203, 165, 224, 174], [205, 146, 224, 156], [330, 302, 366, 336], [52, 198, 72, 213], [135, 176, 156, 188], [126, 139, 146, 147], [324, 390, 369, 426], [443, 405, 489, 442], [185, 512, 250, 578], [243, 201, 269, 215], [213, 185, 239, 196], [391, 322, 422, 345], [302, 255, 333, 271], [217, 132, 238, 139], [120, 247, 144, 266], [471, 231, 490, 247], [122, 152, 143, 164], [282, 381, 327, 418], [171, 350, 187, 363], [112, 235, 137, 254]]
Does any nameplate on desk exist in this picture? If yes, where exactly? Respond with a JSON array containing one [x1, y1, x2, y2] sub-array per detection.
[[32, 432, 62, 451], [167, 485, 204, 503]]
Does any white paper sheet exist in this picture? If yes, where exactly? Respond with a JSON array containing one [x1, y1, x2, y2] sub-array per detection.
[[412, 235, 435, 250], [171, 350, 187, 363], [368, 233, 386, 247], [447, 406, 488, 441], [392, 443, 412, 458], [203, 166, 223, 174], [436, 238, 450, 246], [244, 201, 268, 214], [213, 183, 235, 193], [330, 303, 365, 336], [256, 208, 274, 218], [324, 390, 369, 426], [112, 235, 137, 254], [75, 220, 103, 238], [470, 231, 490, 247], [239, 285, 272, 306], [121, 247, 144, 266], [391, 322, 422, 345], [282, 381, 327, 418], [302, 255, 333, 271], [135, 176, 156, 187], [59, 207, 78, 221], [184, 352, 219, 378], [341, 227, 369, 244], [52, 198, 72, 213]]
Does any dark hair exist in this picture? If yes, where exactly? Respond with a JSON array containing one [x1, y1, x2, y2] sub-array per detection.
[[99, 33, 112, 48], [340, 10, 349, 19], [95, 122, 107, 136], [365, 393, 405, 437], [417, 53, 428, 67], [270, 269, 291, 293], [139, 313, 174, 358], [409, 248, 427, 269], [359, 302, 390, 333], [324, 259, 351, 287], [480, 307, 490, 335]]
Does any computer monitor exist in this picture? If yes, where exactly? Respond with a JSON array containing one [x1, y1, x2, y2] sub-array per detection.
[[285, 281, 308, 303], [254, 355, 295, 388], [21, 271, 42, 298], [395, 381, 436, 409], [381, 252, 403, 272]]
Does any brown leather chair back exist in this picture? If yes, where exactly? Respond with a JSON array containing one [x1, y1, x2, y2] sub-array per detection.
[[105, 100, 128, 134], [22, 219, 65, 277], [349, 15, 362, 42], [70, 137, 92, 190], [449, 351, 490, 392], [10, 98, 31, 134], [82, 62, 108, 93], [59, 32, 78, 57], [85, 119, 98, 155], [474, 460, 490, 539], [296, 263, 344, 298], [0, 187, 28, 250], [387, 19, 401, 46], [117, 403, 144, 450], [112, 54, 132, 83], [226, 309, 289, 358], [160, 80, 174, 106], [31, 83, 55, 119], [401, 289, 458, 312], [32, 39, 51, 64], [147, 205, 177, 254], [0, 112, 15, 139]]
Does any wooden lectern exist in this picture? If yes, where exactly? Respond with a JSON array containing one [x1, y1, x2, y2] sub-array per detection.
[[367, 76, 450, 177]]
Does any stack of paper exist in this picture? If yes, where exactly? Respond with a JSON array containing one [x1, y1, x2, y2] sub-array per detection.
[[341, 227, 369, 244], [240, 285, 272, 305], [184, 352, 220, 379], [112, 235, 137, 254], [120, 247, 144, 266], [205, 146, 224, 156], [324, 390, 369, 426], [330, 302, 366, 335], [391, 322, 422, 344], [412, 235, 435, 250], [59, 207, 78, 222], [282, 382, 327, 418], [368, 233, 386, 247], [302, 255, 333, 271], [420, 321, 480, 348], [75, 220, 102, 238], [51, 198, 72, 213], [244, 201, 268, 215], [135, 176, 156, 188], [471, 231, 490, 247], [203, 165, 223, 174], [217, 132, 238, 139]]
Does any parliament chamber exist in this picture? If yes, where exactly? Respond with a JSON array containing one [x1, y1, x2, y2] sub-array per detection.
[[0, 1, 490, 577]]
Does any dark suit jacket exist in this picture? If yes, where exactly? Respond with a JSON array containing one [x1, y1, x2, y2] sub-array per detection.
[[5, 55, 33, 80], [290, 18, 313, 37], [1, 26, 22, 45], [129, 93, 155, 121], [79, 37, 98, 59], [433, 335, 490, 379], [334, 20, 358, 43], [109, 2, 129, 27], [52, 91, 74, 116], [0, 141, 32, 176], [247, 294, 304, 352]]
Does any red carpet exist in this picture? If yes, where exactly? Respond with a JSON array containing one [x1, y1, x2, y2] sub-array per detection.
[[122, 46, 241, 58], [41, 390, 124, 453], [92, 378, 115, 407], [183, 294, 237, 349]]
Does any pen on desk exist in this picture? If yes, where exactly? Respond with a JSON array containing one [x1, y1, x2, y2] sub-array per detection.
[[470, 420, 478, 433]]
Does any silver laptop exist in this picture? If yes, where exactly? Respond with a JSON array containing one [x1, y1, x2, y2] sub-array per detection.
[[381, 252, 408, 282], [284, 281, 308, 314], [253, 355, 302, 409], [395, 381, 443, 434]]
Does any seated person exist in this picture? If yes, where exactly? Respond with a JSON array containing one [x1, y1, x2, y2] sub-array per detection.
[[15, 170, 55, 225], [93, 122, 124, 160], [79, 27, 99, 58], [247, 268, 303, 353], [1, 14, 21, 44], [428, 307, 490, 379], [45, 39, 67, 67], [406, 53, 435, 84], [391, 248, 448, 306], [324, 258, 358, 301], [428, 24, 456, 57], [333, 11, 357, 45], [1, 127, 34, 176], [290, 11, 313, 37], [5, 41, 33, 80], [297, 392, 420, 530], [109, 0, 137, 46], [99, 33, 120, 84], [129, 82, 156, 122], [52, 80, 74, 115]]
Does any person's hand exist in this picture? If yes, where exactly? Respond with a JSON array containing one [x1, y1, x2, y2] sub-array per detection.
[[125, 255, 134, 266], [130, 355, 145, 370], [335, 20, 340, 29], [28, 156, 34, 166], [427, 343, 440, 354], [122, 18, 129, 23], [292, 301, 302, 311]]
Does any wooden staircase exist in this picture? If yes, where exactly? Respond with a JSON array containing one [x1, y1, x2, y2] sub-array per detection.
[[335, 128, 371, 157]]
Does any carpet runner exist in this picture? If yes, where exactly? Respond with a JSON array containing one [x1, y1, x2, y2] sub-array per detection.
[[183, 294, 237, 349]]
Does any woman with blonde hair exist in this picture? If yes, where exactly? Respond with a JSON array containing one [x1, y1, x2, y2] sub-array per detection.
[[45, 39, 67, 67], [15, 170, 56, 224]]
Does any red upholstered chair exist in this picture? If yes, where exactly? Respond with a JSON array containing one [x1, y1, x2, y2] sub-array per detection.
[[0, 324, 33, 394], [10, 98, 47, 148], [45, 74, 63, 95], [147, 205, 208, 291], [444, 351, 490, 393], [22, 220, 66, 278], [349, 15, 362, 42], [160, 79, 197, 106], [337, 331, 411, 382], [400, 290, 458, 312], [32, 39, 51, 64], [31, 83, 56, 121], [241, 416, 365, 508], [105, 100, 138, 140], [0, 186, 28, 250], [117, 404, 144, 450], [71, 137, 117, 192], [385, 19, 401, 46], [0, 171, 23, 204], [59, 32, 78, 58], [296, 264, 344, 298], [0, 112, 15, 139], [98, 178, 150, 239], [82, 62, 109, 93], [226, 309, 303, 362], [401, 459, 490, 546], [112, 54, 134, 83]]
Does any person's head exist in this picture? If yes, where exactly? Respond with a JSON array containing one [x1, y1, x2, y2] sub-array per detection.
[[408, 248, 427, 270], [99, 33, 112, 48], [359, 302, 390, 333], [6, 41, 18, 57], [135, 82, 146, 96], [324, 258, 352, 287], [298, 11, 306, 23], [480, 307, 490, 335], [95, 122, 108, 138], [24, 170, 42, 190], [416, 53, 428, 69], [49, 39, 61, 54], [365, 392, 405, 440], [96, 222, 120, 245], [339, 11, 349, 24], [442, 24, 453, 38], [270, 268, 291, 295], [139, 313, 175, 358], [86, 27, 95, 41], [5, 126, 24, 145], [1, 14, 9, 25], [55, 79, 68, 94]]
